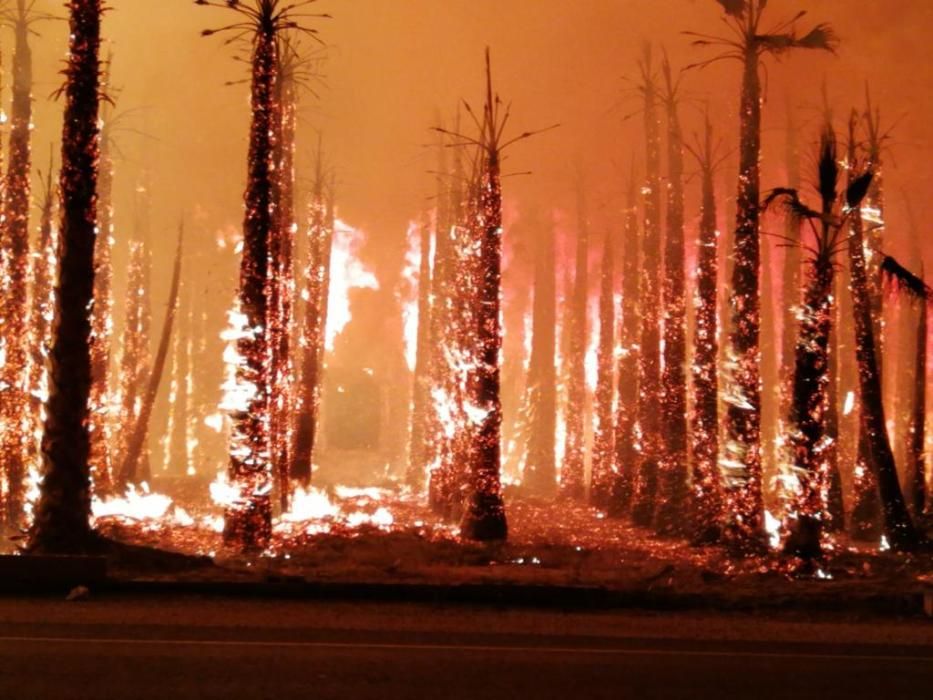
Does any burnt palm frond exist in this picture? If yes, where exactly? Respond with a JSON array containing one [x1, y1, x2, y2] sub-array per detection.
[[845, 170, 873, 211], [762, 187, 821, 223], [880, 256, 932, 302], [196, 0, 330, 44]]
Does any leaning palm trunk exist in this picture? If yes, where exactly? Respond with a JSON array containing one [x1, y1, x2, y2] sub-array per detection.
[[28, 0, 102, 553], [560, 186, 589, 501], [688, 117, 722, 542], [848, 221, 920, 550], [0, 4, 35, 528], [590, 229, 615, 507], [522, 219, 557, 496], [656, 56, 688, 534], [631, 47, 663, 526], [116, 229, 183, 487]]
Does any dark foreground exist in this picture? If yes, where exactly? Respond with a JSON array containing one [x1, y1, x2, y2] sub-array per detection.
[[0, 596, 930, 699]]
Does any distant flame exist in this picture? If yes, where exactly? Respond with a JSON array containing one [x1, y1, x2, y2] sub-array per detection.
[[326, 218, 379, 351]]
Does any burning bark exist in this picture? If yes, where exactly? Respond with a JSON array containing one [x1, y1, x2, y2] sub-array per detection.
[[0, 0, 36, 529], [28, 0, 103, 554], [590, 228, 615, 508]]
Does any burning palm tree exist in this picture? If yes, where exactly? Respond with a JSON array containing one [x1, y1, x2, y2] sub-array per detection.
[[685, 112, 724, 543], [765, 124, 870, 558], [28, 0, 104, 553], [197, 0, 329, 550], [590, 228, 615, 508], [689, 0, 837, 548]]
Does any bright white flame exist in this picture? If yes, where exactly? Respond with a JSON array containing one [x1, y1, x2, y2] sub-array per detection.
[[843, 391, 855, 416], [326, 218, 379, 351]]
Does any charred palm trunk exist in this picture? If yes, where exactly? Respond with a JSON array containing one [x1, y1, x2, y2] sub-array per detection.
[[783, 256, 834, 558], [291, 168, 328, 489], [89, 103, 115, 496], [522, 220, 557, 496], [405, 218, 433, 489], [848, 217, 919, 550], [461, 52, 508, 540], [590, 229, 615, 507], [0, 6, 35, 528], [656, 60, 688, 534], [223, 28, 279, 550], [690, 122, 722, 543], [721, 44, 764, 548], [116, 235, 151, 485], [117, 229, 183, 487], [268, 70, 296, 510], [631, 51, 663, 527], [560, 186, 588, 501], [28, 0, 102, 553], [26, 161, 57, 479]]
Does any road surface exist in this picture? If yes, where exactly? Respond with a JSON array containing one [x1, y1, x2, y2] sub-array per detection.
[[0, 595, 929, 699]]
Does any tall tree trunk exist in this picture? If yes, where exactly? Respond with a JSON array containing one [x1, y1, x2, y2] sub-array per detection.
[[89, 86, 115, 496], [168, 279, 191, 476], [405, 218, 433, 489], [291, 161, 328, 489], [461, 50, 507, 540], [0, 4, 35, 529], [631, 48, 663, 526], [783, 257, 834, 558], [690, 120, 722, 543], [609, 173, 640, 516], [721, 44, 764, 548], [28, 0, 102, 553], [223, 28, 278, 550], [848, 216, 920, 550], [116, 228, 183, 487], [656, 60, 688, 534], [590, 229, 615, 507], [560, 184, 588, 501], [522, 219, 556, 496]]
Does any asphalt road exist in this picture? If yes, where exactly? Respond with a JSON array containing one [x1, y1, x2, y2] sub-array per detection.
[[0, 596, 930, 699]]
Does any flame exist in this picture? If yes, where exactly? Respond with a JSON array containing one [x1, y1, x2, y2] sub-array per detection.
[[400, 220, 421, 371], [92, 482, 194, 528], [326, 218, 379, 351]]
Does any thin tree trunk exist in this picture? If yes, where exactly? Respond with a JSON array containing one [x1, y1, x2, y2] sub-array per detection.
[[656, 59, 688, 534], [560, 183, 588, 501], [848, 215, 920, 550], [721, 44, 764, 548], [690, 119, 722, 543], [0, 3, 34, 528], [523, 219, 556, 496], [591, 229, 615, 507], [631, 48, 663, 526], [116, 229, 183, 487], [608, 173, 640, 516], [28, 0, 102, 553]]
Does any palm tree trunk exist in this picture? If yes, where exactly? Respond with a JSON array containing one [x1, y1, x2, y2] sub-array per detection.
[[690, 129, 722, 543], [523, 220, 557, 496], [721, 44, 764, 547], [116, 229, 183, 487], [609, 176, 640, 516], [0, 5, 35, 528], [28, 0, 102, 553], [631, 52, 663, 526], [783, 257, 834, 558], [223, 27, 278, 550], [591, 230, 615, 507], [656, 71, 688, 535], [847, 216, 920, 550]]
